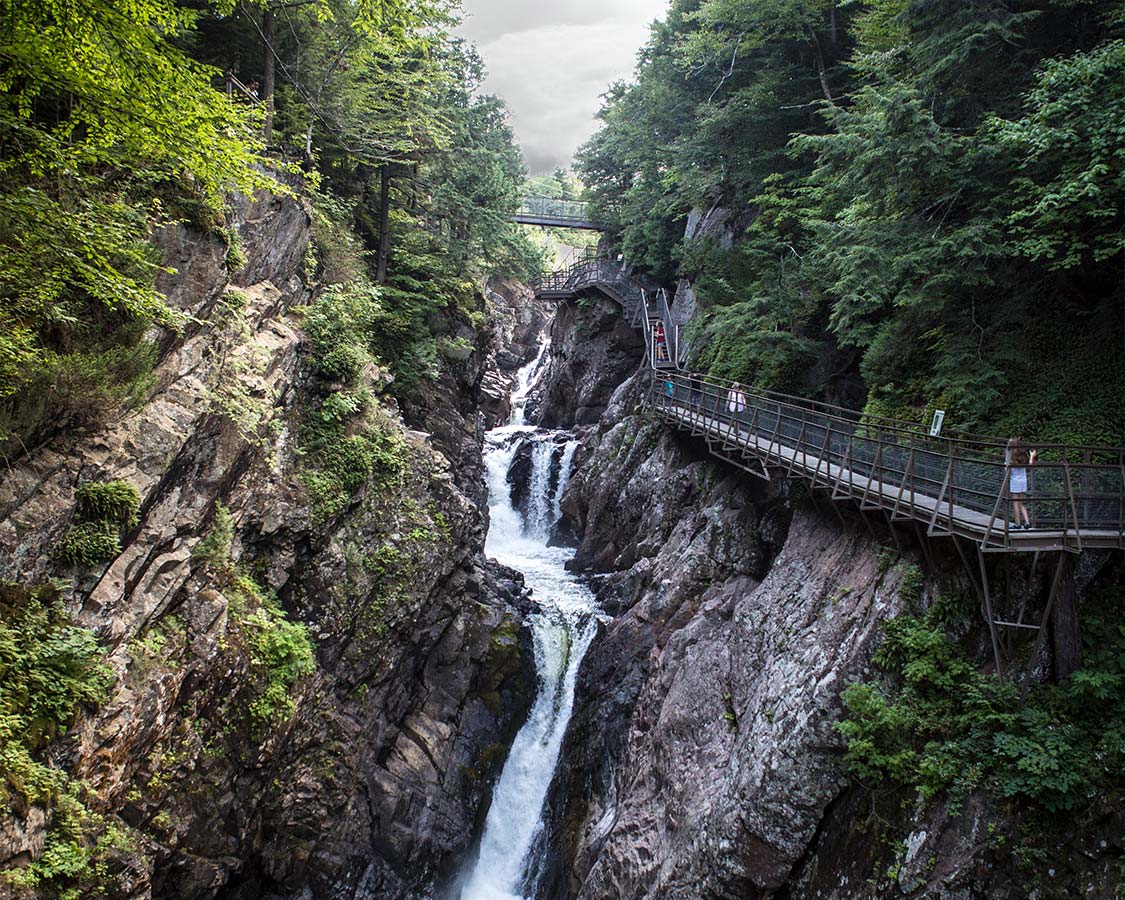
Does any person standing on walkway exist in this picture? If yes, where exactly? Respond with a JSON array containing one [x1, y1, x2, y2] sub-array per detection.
[[1005, 436, 1037, 529], [688, 372, 704, 409], [726, 381, 747, 420], [653, 321, 669, 362]]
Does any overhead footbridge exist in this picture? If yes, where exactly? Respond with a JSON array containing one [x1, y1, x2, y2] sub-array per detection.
[[513, 196, 602, 230]]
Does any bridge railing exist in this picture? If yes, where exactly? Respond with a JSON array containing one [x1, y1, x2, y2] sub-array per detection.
[[649, 371, 1125, 550], [533, 255, 644, 315], [516, 196, 594, 225]]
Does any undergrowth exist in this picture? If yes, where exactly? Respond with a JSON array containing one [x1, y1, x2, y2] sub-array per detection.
[[0, 582, 129, 896], [56, 479, 141, 567], [297, 281, 408, 522], [192, 503, 316, 729], [838, 581, 1125, 818]]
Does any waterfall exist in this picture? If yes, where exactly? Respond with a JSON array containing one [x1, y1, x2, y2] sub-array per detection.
[[525, 438, 556, 540], [458, 349, 597, 900], [509, 339, 549, 427], [551, 440, 578, 534]]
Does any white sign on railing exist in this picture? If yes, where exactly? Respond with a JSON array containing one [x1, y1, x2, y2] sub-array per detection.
[[930, 409, 945, 437]]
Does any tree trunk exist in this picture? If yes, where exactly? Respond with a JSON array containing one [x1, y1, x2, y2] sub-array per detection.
[[807, 27, 835, 104], [262, 7, 275, 143], [1050, 553, 1081, 681], [376, 166, 392, 284]]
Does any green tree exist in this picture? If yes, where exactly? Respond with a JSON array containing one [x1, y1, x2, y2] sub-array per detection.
[[0, 0, 276, 441]]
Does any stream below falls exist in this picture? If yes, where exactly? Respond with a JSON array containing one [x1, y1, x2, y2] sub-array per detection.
[[457, 349, 599, 900]]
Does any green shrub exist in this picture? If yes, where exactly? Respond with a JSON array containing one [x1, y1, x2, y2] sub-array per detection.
[[319, 344, 369, 382], [0, 584, 112, 759], [217, 226, 247, 273], [319, 388, 370, 425], [56, 479, 141, 567], [300, 425, 406, 522], [191, 502, 234, 569], [228, 573, 315, 728], [300, 281, 380, 382], [56, 521, 122, 566], [307, 190, 366, 285], [74, 480, 141, 528], [837, 590, 1125, 816], [0, 583, 134, 896]]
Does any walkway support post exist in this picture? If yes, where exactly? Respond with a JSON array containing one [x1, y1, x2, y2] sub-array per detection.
[[1050, 552, 1081, 681], [978, 547, 1005, 682]]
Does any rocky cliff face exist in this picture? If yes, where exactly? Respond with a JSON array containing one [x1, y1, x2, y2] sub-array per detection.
[[478, 277, 555, 430], [538, 372, 912, 898], [531, 295, 643, 430], [0, 189, 535, 899], [534, 300, 1121, 900]]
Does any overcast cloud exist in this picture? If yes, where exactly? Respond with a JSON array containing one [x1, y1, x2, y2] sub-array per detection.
[[458, 0, 668, 174]]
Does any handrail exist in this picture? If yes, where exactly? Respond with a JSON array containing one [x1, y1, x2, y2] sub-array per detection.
[[532, 255, 645, 311], [225, 73, 262, 104], [647, 370, 1125, 552], [666, 370, 1122, 458], [514, 196, 599, 228]]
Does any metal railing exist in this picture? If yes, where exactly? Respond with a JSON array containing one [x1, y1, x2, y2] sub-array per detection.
[[514, 196, 600, 229], [638, 289, 676, 369], [532, 254, 644, 318], [647, 370, 1125, 553]]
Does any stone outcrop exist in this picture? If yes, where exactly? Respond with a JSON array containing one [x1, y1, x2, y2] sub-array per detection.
[[478, 276, 555, 429], [532, 294, 643, 430], [538, 373, 909, 897], [0, 187, 535, 899]]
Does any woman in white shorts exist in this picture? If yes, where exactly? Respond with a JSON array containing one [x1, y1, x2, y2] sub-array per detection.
[[1005, 436, 1037, 529]]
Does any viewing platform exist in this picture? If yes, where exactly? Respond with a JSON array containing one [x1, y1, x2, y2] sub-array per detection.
[[649, 372, 1124, 555]]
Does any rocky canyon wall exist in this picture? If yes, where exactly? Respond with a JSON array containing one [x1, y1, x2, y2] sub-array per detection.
[[535, 299, 1122, 900], [0, 191, 543, 899]]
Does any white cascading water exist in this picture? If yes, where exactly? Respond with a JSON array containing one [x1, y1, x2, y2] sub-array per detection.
[[550, 440, 578, 535], [524, 439, 556, 540], [458, 347, 598, 900], [509, 338, 548, 427]]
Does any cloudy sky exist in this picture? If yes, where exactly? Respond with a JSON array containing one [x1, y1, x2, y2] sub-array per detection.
[[458, 0, 669, 174]]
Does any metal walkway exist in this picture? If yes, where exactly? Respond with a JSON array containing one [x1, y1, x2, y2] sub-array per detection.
[[531, 258, 1125, 556], [649, 372, 1123, 554], [512, 196, 601, 230]]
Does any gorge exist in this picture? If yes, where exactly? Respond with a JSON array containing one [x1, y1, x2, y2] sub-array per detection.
[[1, 1, 1123, 899]]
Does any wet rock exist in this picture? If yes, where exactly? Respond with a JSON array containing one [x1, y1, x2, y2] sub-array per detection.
[[478, 277, 554, 430], [505, 431, 574, 528]]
